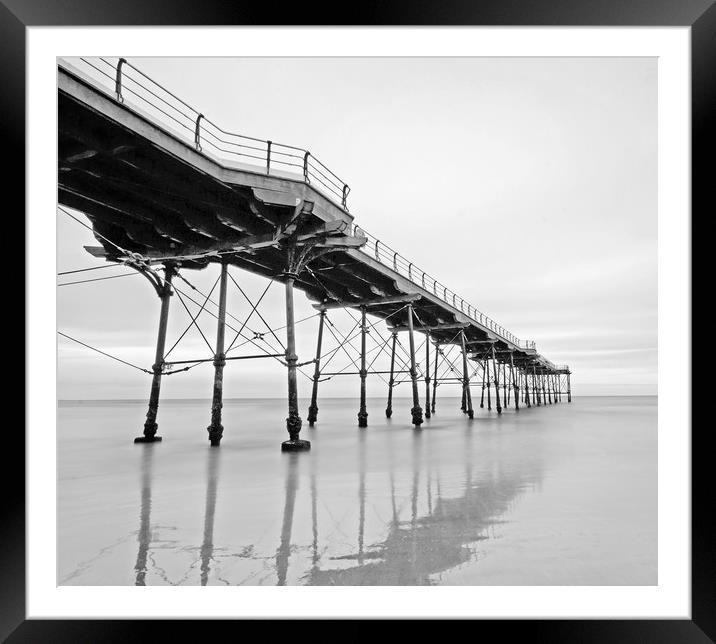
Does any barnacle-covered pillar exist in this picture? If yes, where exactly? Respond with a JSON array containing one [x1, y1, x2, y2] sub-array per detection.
[[135, 265, 176, 443], [207, 261, 229, 446]]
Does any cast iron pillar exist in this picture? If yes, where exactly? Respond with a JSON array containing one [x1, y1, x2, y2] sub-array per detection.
[[206, 262, 229, 446], [385, 331, 397, 418], [406, 303, 423, 427], [358, 306, 369, 428], [281, 272, 310, 451], [524, 368, 531, 407], [491, 345, 502, 414], [135, 265, 176, 443], [510, 352, 519, 411], [543, 373, 549, 405], [486, 359, 492, 410], [534, 367, 541, 406], [480, 359, 486, 408], [424, 334, 432, 419], [307, 309, 326, 426], [431, 342, 439, 414], [502, 362, 508, 406], [567, 373, 572, 402], [460, 331, 474, 419]]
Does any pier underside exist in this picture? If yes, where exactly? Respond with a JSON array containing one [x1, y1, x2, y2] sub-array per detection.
[[58, 59, 571, 449]]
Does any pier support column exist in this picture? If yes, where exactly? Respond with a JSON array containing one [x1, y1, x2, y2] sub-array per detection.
[[207, 262, 229, 446], [503, 362, 508, 406], [424, 335, 432, 419], [534, 367, 541, 406], [524, 368, 531, 407], [486, 360, 492, 410], [547, 373, 553, 405], [511, 352, 519, 411], [135, 265, 175, 443], [358, 306, 368, 428], [281, 272, 310, 451], [491, 346, 502, 414], [307, 309, 326, 427], [431, 343, 439, 414], [385, 331, 397, 418], [460, 331, 474, 419], [567, 373, 572, 402], [406, 303, 423, 427], [543, 374, 549, 405]]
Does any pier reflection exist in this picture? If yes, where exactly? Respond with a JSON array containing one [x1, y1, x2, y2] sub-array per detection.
[[278, 428, 544, 586], [131, 425, 543, 586]]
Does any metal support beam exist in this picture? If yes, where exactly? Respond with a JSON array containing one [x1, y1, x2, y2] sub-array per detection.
[[281, 272, 309, 451], [480, 359, 486, 409], [567, 373, 572, 402], [431, 342, 439, 414], [503, 362, 508, 407], [207, 262, 229, 446], [524, 368, 531, 408], [135, 265, 175, 443], [358, 306, 368, 428], [406, 303, 423, 427], [385, 331, 397, 418], [315, 293, 420, 311], [510, 352, 519, 411], [424, 334, 431, 419], [491, 345, 502, 414], [534, 367, 541, 406], [307, 309, 326, 427], [460, 330, 474, 419]]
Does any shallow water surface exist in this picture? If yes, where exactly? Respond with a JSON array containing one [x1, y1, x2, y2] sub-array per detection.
[[57, 396, 657, 585]]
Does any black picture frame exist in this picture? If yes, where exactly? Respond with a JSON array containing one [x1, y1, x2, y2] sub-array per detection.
[[7, 0, 710, 639]]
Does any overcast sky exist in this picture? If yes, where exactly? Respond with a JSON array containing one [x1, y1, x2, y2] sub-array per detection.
[[58, 56, 656, 399]]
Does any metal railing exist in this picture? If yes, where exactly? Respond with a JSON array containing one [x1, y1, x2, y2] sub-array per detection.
[[60, 56, 537, 352], [353, 226, 536, 350], [64, 57, 351, 209]]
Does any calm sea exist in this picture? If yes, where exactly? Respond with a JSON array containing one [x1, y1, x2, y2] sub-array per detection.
[[57, 396, 657, 586]]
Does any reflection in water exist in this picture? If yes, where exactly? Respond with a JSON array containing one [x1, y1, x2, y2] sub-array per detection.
[[271, 428, 544, 586], [134, 445, 154, 586], [276, 453, 299, 586], [130, 424, 543, 586], [200, 449, 221, 586]]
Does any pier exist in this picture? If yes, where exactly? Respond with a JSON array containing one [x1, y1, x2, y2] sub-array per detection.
[[58, 57, 571, 451]]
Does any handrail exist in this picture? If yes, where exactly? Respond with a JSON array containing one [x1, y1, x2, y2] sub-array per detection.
[[65, 56, 352, 211], [61, 56, 538, 353]]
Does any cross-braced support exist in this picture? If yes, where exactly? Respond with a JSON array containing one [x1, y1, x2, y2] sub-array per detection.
[[207, 262, 229, 446], [406, 303, 423, 426], [135, 264, 176, 443], [385, 331, 397, 418], [358, 306, 369, 428], [307, 310, 326, 427], [491, 345, 502, 414], [460, 331, 474, 419], [424, 335, 432, 419]]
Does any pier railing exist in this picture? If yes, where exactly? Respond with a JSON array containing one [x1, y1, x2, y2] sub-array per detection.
[[60, 56, 536, 352], [353, 226, 536, 350]]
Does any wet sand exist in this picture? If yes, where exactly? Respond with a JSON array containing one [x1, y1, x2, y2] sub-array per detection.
[[57, 396, 657, 586]]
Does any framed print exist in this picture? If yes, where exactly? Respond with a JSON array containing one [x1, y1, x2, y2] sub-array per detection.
[[8, 0, 711, 639]]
